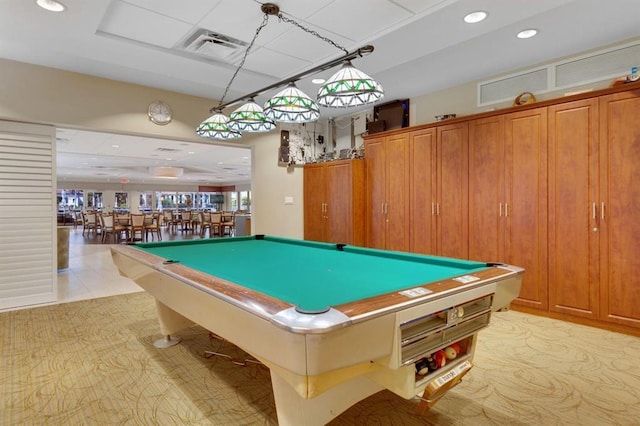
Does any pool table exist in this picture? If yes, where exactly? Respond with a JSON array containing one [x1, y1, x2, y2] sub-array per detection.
[[111, 235, 523, 425]]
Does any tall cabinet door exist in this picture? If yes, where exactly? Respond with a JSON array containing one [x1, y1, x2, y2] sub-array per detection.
[[599, 90, 640, 327], [548, 99, 600, 319], [326, 160, 365, 246], [436, 123, 469, 259], [409, 128, 436, 254], [468, 116, 505, 263], [385, 134, 410, 252], [504, 107, 549, 310], [303, 163, 326, 243], [365, 136, 386, 249]]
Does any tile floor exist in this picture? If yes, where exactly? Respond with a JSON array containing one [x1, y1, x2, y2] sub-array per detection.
[[57, 231, 143, 304]]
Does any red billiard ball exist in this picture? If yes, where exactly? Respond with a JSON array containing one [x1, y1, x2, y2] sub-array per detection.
[[433, 350, 447, 368]]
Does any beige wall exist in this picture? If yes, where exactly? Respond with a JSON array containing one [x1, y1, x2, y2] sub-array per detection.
[[0, 58, 303, 238]]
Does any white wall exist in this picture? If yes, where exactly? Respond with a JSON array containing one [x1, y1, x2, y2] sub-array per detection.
[[247, 132, 303, 238]]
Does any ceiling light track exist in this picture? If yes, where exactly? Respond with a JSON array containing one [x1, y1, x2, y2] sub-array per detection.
[[212, 45, 375, 112]]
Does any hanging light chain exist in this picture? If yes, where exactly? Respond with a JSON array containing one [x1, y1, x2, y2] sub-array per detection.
[[276, 13, 349, 55], [218, 12, 271, 107]]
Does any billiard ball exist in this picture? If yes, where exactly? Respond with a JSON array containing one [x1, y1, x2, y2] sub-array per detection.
[[433, 350, 447, 368], [456, 306, 465, 318], [426, 355, 438, 371], [450, 342, 461, 354], [415, 358, 429, 375], [444, 346, 458, 360]]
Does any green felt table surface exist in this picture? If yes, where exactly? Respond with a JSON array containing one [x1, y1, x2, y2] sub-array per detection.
[[135, 236, 488, 312]]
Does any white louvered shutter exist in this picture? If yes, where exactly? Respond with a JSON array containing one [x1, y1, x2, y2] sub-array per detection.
[[0, 120, 56, 309]]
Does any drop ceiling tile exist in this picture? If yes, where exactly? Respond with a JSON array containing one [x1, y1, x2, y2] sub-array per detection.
[[117, 0, 223, 24], [267, 0, 336, 19], [306, 0, 412, 41], [265, 25, 353, 63], [98, 1, 193, 48], [392, 0, 453, 14], [242, 47, 311, 79]]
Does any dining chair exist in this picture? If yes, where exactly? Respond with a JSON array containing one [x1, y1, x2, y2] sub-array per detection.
[[221, 211, 235, 237], [210, 212, 222, 237], [72, 211, 83, 229], [199, 211, 212, 238], [83, 212, 98, 236], [180, 210, 193, 232], [99, 213, 128, 243], [129, 214, 146, 242], [144, 213, 162, 241]]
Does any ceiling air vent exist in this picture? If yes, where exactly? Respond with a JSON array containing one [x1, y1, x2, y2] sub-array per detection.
[[180, 29, 247, 64]]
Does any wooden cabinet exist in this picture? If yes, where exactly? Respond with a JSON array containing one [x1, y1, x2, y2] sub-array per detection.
[[503, 107, 549, 311], [365, 134, 410, 251], [435, 123, 469, 259], [548, 99, 600, 320], [468, 109, 548, 311], [598, 90, 640, 328], [408, 123, 469, 259], [468, 115, 505, 263], [303, 159, 365, 246], [409, 128, 436, 254], [361, 84, 640, 334]]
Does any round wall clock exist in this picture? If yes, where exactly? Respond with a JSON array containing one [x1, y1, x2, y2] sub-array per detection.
[[148, 101, 172, 125]]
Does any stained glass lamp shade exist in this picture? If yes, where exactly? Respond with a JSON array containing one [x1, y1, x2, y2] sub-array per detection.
[[195, 112, 242, 140], [264, 83, 320, 123], [228, 100, 276, 132], [317, 61, 384, 108]]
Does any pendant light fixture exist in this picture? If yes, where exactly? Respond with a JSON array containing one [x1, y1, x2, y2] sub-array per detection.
[[317, 61, 384, 108], [228, 99, 276, 132], [195, 110, 241, 140], [263, 82, 320, 123], [196, 3, 383, 141]]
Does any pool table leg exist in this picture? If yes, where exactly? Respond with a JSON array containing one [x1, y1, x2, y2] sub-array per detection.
[[270, 371, 383, 426], [152, 300, 194, 348], [153, 334, 181, 348]]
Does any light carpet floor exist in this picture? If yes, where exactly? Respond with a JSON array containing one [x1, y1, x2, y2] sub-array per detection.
[[1, 292, 640, 425]]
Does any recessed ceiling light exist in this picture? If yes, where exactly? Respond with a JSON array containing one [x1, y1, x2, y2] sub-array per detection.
[[312, 78, 326, 84], [111, 144, 120, 148], [188, 151, 195, 154], [517, 29, 538, 39], [36, 0, 66, 12], [463, 11, 487, 24]]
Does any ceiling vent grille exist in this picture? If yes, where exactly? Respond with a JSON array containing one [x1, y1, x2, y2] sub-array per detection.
[[478, 39, 640, 107], [180, 29, 247, 64], [555, 42, 640, 88], [479, 68, 548, 106]]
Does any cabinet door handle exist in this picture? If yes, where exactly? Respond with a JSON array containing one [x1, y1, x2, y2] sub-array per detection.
[[381, 203, 385, 215], [385, 203, 388, 215], [499, 203, 503, 217], [432, 202, 435, 216], [505, 203, 509, 217], [601, 202, 605, 220], [592, 202, 596, 221], [436, 203, 440, 216]]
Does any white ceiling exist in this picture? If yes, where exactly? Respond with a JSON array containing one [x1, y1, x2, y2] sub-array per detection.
[[2, 0, 640, 185]]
